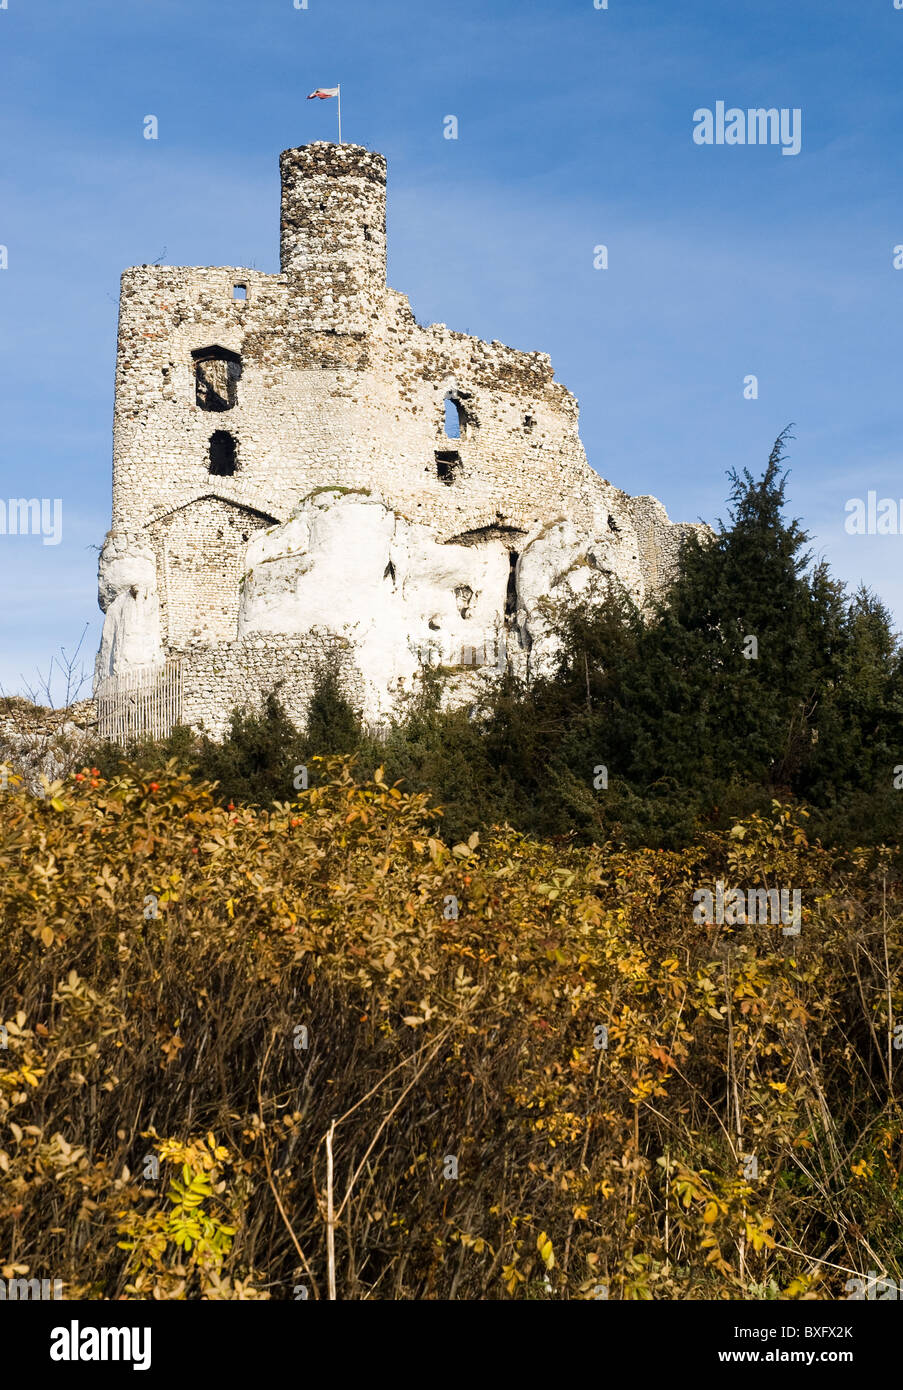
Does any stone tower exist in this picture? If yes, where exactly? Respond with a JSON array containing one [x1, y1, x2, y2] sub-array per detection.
[[279, 143, 387, 333]]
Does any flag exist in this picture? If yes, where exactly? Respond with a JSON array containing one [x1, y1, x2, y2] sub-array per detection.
[[307, 87, 339, 99]]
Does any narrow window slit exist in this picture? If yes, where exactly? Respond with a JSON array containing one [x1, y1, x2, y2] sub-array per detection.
[[505, 552, 519, 623]]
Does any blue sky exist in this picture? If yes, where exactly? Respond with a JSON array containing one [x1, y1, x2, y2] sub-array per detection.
[[2, 0, 902, 699]]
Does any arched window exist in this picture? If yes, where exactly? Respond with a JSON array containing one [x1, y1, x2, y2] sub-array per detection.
[[443, 389, 475, 439], [192, 346, 242, 412], [444, 396, 462, 439], [209, 430, 237, 476]]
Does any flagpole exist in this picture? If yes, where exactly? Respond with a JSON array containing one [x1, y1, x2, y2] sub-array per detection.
[[337, 84, 342, 144]]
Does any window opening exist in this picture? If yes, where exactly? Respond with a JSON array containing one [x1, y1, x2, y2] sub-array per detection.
[[444, 396, 462, 439], [209, 430, 237, 476], [504, 552, 519, 623], [192, 345, 242, 412], [435, 450, 462, 485]]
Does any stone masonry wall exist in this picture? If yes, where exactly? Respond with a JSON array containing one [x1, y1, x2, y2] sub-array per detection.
[[99, 140, 703, 737], [111, 268, 624, 546], [176, 633, 366, 742]]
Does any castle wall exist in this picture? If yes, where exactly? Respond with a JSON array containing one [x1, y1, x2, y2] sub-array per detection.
[[627, 496, 702, 599], [112, 264, 628, 553], [177, 633, 365, 741], [99, 141, 701, 737]]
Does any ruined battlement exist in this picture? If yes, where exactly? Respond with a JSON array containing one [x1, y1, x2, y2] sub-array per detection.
[[97, 142, 700, 737]]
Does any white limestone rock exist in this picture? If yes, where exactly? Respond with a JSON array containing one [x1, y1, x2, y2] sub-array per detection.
[[237, 489, 510, 721], [515, 517, 644, 680], [95, 531, 165, 680], [93, 488, 700, 727], [234, 487, 681, 721]]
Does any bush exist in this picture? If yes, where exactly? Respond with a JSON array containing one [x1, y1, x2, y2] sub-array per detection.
[[1, 762, 901, 1299], [76, 441, 903, 852]]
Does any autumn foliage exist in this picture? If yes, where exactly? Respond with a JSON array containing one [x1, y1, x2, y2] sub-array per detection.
[[1, 760, 902, 1299]]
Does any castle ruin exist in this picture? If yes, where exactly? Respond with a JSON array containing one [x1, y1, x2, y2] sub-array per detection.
[[95, 142, 699, 737]]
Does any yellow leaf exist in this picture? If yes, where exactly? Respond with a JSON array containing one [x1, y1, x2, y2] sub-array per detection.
[[40, 926, 55, 947], [702, 1201, 720, 1224]]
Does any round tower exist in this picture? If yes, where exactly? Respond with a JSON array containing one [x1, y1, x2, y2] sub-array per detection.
[[279, 142, 387, 334]]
